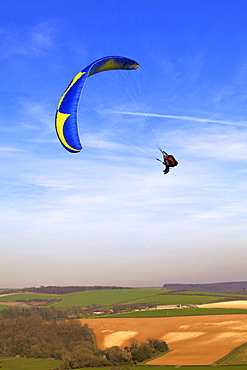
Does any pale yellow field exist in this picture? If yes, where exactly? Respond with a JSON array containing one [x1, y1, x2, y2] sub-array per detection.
[[198, 300, 247, 309], [80, 315, 247, 366], [0, 293, 19, 298]]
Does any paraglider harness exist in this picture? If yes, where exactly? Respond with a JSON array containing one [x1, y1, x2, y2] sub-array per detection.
[[157, 150, 178, 174]]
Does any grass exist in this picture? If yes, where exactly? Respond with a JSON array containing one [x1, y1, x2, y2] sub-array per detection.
[[143, 366, 244, 369], [215, 342, 247, 365], [0, 305, 12, 311], [0, 357, 61, 369], [176, 290, 247, 297], [123, 293, 229, 306], [0, 293, 61, 301], [0, 361, 245, 370], [107, 307, 247, 318], [53, 290, 247, 309], [0, 289, 246, 313], [65, 366, 247, 370], [0, 289, 166, 308], [52, 289, 166, 308]]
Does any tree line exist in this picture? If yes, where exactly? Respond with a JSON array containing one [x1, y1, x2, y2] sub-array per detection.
[[0, 301, 159, 318], [1, 305, 103, 319], [0, 308, 169, 369], [61, 339, 169, 369], [0, 314, 94, 360], [163, 281, 247, 294], [2, 285, 132, 295]]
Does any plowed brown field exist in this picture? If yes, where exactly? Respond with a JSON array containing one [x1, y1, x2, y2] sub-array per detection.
[[80, 315, 247, 366]]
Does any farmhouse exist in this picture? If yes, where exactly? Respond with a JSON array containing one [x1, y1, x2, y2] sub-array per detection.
[[135, 304, 182, 311], [156, 304, 182, 310], [93, 310, 105, 315]]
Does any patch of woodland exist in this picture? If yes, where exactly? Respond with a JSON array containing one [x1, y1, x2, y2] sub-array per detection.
[[60, 339, 169, 369], [163, 281, 247, 294], [0, 308, 169, 369], [0, 305, 110, 319]]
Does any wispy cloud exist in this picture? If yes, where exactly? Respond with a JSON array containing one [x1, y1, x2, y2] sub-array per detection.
[[0, 146, 23, 152], [19, 101, 54, 129], [0, 22, 55, 59], [111, 111, 247, 127], [173, 130, 247, 160]]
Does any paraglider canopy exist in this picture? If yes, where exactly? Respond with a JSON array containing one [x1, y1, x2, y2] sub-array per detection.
[[55, 56, 140, 153]]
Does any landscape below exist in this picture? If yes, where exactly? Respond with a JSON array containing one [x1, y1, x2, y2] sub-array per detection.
[[0, 283, 246, 369]]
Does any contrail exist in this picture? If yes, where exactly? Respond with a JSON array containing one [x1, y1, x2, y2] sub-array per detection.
[[111, 111, 246, 127]]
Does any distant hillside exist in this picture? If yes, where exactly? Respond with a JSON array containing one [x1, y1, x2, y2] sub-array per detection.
[[163, 282, 247, 294], [1, 285, 132, 295]]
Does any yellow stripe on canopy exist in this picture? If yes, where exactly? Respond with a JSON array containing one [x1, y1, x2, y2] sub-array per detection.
[[56, 111, 81, 152], [57, 71, 85, 111]]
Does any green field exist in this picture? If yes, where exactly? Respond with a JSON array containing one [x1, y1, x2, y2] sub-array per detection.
[[0, 289, 166, 308], [0, 358, 61, 370], [0, 289, 247, 321], [121, 293, 232, 306], [62, 366, 247, 370], [0, 293, 61, 301], [53, 289, 167, 308], [215, 342, 247, 365], [1, 289, 246, 310], [0, 360, 245, 370], [108, 307, 247, 318], [0, 293, 61, 311], [0, 304, 11, 311], [177, 290, 247, 297]]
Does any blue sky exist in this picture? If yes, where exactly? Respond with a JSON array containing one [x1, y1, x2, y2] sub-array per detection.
[[1, 0, 246, 288]]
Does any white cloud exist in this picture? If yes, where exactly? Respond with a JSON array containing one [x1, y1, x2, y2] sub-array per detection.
[[0, 146, 23, 152], [173, 130, 247, 160], [17, 100, 54, 130], [0, 22, 55, 59], [111, 111, 247, 127]]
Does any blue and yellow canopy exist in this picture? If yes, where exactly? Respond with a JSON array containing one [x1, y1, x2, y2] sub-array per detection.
[[55, 56, 140, 153]]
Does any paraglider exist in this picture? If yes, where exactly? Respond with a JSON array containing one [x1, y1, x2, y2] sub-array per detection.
[[55, 55, 178, 175], [157, 150, 178, 174], [55, 56, 140, 153]]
